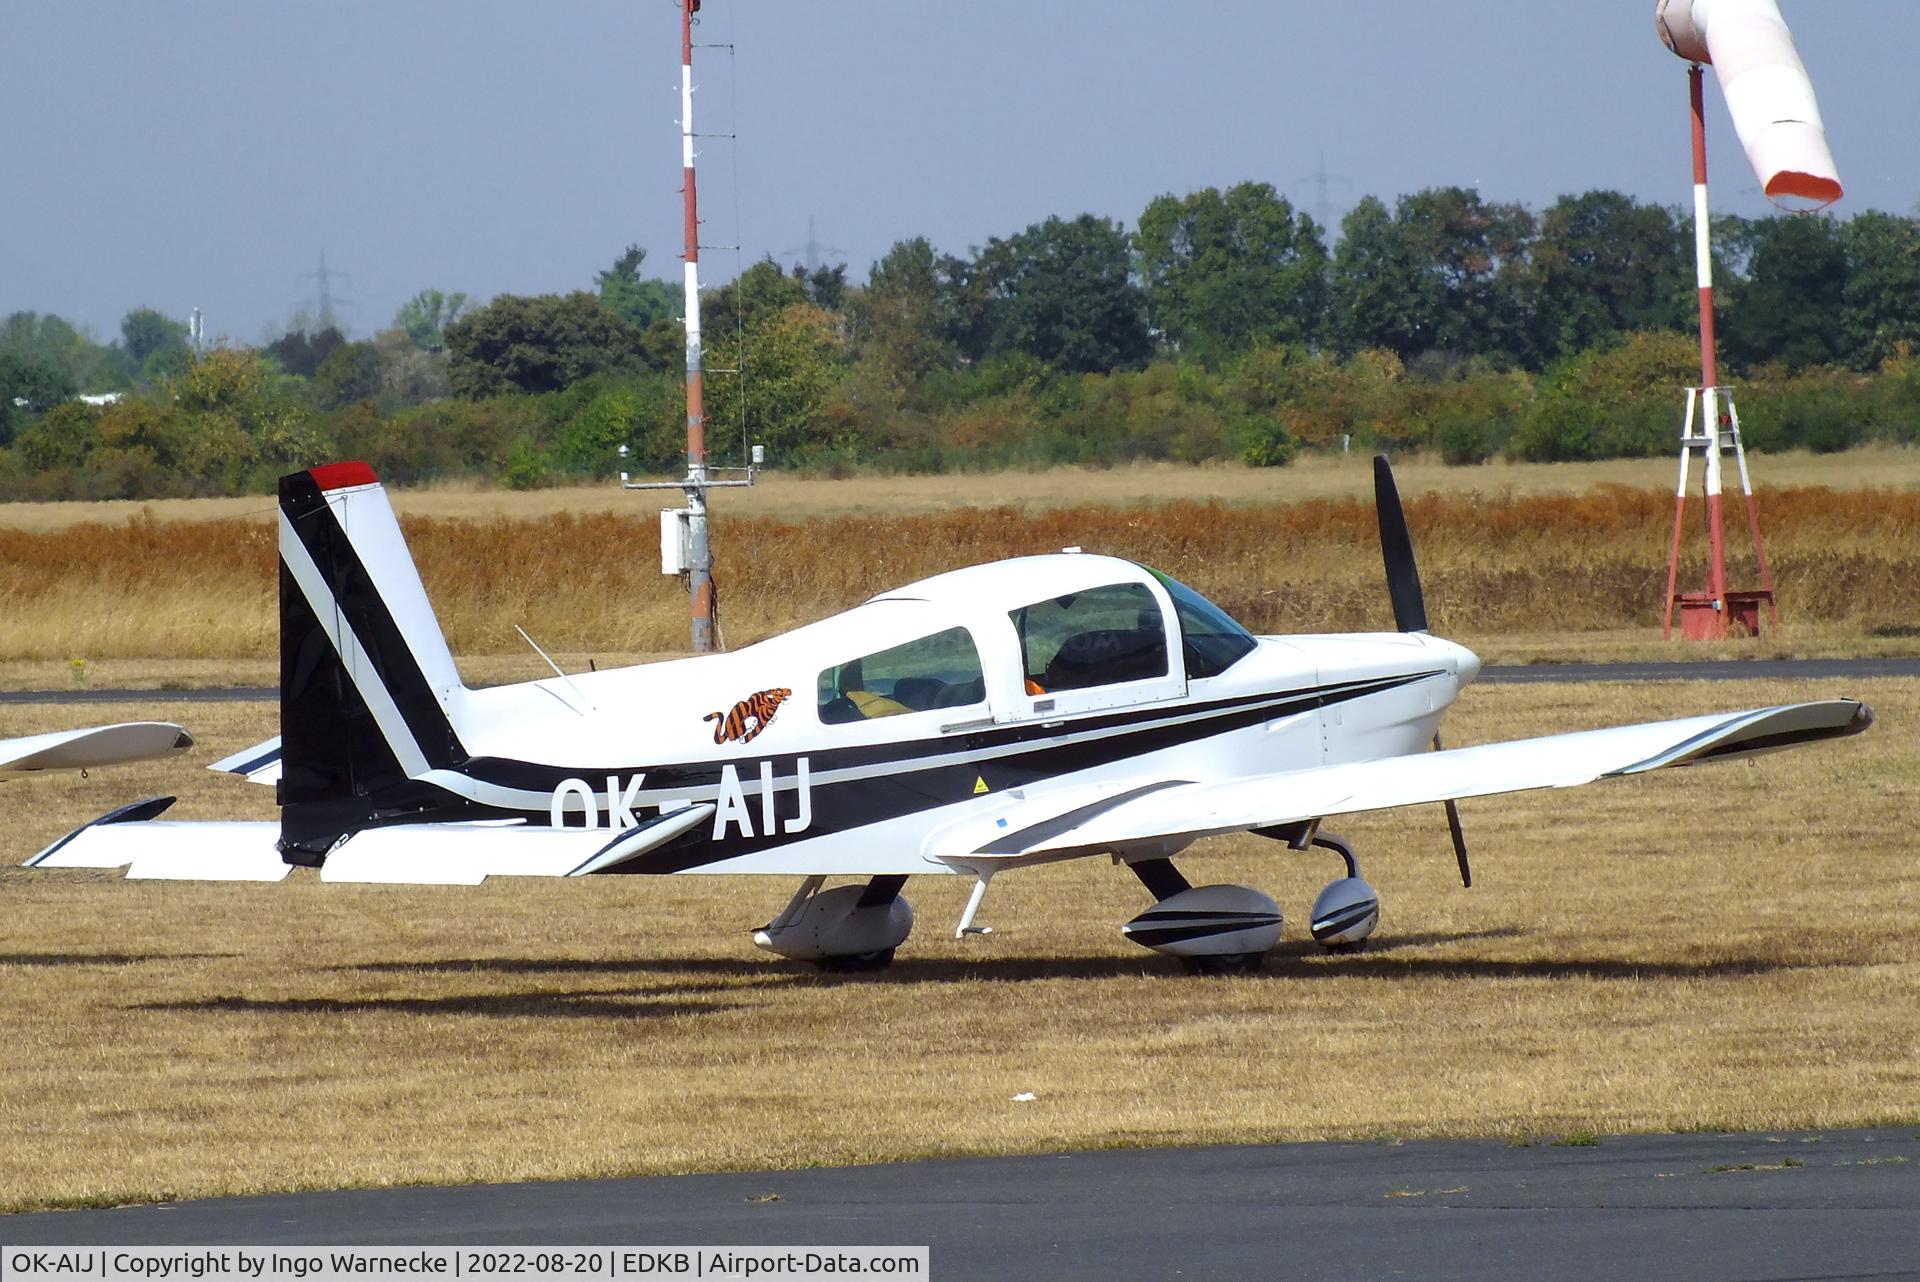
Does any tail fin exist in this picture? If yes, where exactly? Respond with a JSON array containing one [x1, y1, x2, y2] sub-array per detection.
[[277, 462, 469, 860]]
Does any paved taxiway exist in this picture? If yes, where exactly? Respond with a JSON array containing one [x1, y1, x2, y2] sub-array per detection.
[[6, 1131, 1917, 1280], [1, 657, 1914, 707]]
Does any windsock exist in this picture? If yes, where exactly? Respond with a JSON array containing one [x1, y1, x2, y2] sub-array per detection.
[[1655, 0, 1842, 207]]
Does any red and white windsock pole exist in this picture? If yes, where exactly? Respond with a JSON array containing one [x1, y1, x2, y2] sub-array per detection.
[[1656, 0, 1833, 640], [680, 0, 714, 653], [1681, 65, 1732, 633]]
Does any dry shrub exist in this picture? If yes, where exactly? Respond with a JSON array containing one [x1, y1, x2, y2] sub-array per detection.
[[1, 486, 1916, 661]]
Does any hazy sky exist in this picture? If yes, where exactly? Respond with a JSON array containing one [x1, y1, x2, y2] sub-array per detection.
[[6, 2, 1916, 346]]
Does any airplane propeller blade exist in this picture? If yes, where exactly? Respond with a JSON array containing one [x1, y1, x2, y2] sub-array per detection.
[[1433, 731, 1471, 888], [1443, 800, 1471, 888], [1373, 455, 1428, 633]]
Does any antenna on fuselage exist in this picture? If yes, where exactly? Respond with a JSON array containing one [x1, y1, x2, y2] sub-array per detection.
[[515, 625, 592, 716]]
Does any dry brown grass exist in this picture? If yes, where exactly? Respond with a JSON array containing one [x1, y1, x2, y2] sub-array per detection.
[[0, 449, 1904, 533], [2, 479, 1917, 673], [4, 445, 1919, 532], [0, 677, 1913, 1211]]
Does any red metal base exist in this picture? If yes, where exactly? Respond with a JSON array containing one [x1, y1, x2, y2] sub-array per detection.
[[1674, 590, 1772, 641]]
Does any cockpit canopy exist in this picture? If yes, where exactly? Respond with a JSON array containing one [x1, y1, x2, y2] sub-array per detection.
[[805, 555, 1257, 725]]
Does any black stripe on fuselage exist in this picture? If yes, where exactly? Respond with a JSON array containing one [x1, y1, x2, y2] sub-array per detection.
[[459, 673, 1441, 796], [559, 671, 1444, 874]]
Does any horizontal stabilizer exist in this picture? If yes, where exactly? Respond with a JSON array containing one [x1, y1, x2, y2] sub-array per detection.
[[0, 723, 192, 781], [208, 736, 282, 786], [960, 700, 1870, 861], [30, 812, 291, 882], [27, 800, 718, 885]]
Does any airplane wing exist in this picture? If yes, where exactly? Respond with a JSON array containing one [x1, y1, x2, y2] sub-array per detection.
[[0, 722, 193, 781], [928, 700, 1871, 867]]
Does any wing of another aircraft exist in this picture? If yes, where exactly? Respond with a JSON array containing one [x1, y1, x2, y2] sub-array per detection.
[[931, 700, 1871, 866], [0, 723, 193, 782]]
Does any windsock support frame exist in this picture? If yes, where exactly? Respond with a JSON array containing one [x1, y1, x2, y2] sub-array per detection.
[[1661, 64, 1777, 642]]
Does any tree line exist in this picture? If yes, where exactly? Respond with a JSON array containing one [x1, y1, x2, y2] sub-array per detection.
[[3, 183, 1918, 501]]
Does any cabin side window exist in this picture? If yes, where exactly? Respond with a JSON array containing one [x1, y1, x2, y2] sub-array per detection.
[[818, 627, 987, 724], [1009, 582, 1169, 694]]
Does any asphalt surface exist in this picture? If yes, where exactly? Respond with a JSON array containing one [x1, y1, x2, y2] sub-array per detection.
[[0, 658, 1915, 706], [1477, 657, 1920, 684], [5, 1130, 1917, 1280]]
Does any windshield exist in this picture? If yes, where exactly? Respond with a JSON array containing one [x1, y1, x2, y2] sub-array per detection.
[[1148, 569, 1258, 679]]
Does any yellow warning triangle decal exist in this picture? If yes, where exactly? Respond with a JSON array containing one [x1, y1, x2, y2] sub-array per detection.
[[973, 776, 989, 795]]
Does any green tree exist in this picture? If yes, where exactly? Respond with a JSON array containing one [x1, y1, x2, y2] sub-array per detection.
[[1512, 331, 1697, 461], [370, 328, 450, 405], [1331, 189, 1534, 365], [855, 237, 956, 384], [1330, 197, 1431, 359], [1723, 214, 1848, 371], [0, 350, 77, 444], [394, 288, 472, 350], [702, 258, 810, 341], [1529, 191, 1691, 362], [265, 326, 348, 379], [1134, 182, 1329, 361], [443, 293, 647, 398], [315, 340, 384, 409], [120, 307, 191, 367], [167, 348, 330, 478], [706, 302, 847, 461], [792, 262, 848, 313], [595, 248, 679, 330], [983, 214, 1150, 374], [0, 311, 124, 392], [1839, 211, 1920, 369]]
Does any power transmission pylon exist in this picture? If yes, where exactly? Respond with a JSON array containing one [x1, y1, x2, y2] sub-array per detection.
[[296, 252, 357, 332], [778, 215, 845, 275], [1292, 150, 1353, 231]]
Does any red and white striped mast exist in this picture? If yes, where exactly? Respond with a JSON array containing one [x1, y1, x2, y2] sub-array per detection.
[[1660, 61, 1781, 641], [679, 0, 715, 654], [1655, 0, 1843, 641]]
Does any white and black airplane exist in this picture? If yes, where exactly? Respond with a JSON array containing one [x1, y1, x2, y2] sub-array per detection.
[[25, 459, 1870, 972]]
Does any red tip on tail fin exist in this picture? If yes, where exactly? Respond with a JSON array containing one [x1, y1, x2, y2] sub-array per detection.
[[308, 461, 379, 491]]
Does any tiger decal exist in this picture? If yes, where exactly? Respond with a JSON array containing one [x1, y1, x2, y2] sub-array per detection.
[[704, 687, 792, 746]]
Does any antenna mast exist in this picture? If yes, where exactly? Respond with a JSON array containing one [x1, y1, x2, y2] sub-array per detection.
[[680, 0, 715, 653], [623, 0, 755, 655]]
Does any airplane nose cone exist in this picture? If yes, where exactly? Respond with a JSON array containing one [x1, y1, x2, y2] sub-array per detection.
[[1434, 637, 1481, 685]]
